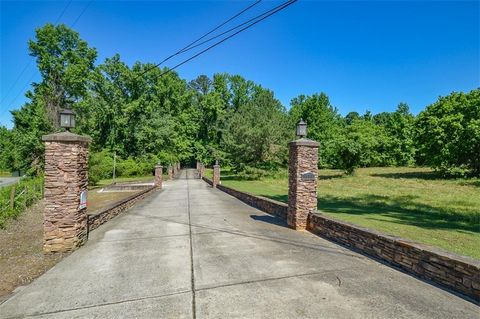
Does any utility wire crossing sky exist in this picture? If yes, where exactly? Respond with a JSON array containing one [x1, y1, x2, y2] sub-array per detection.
[[0, 0, 479, 128]]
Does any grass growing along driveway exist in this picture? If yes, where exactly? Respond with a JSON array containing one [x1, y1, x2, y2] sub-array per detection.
[[215, 167, 480, 259]]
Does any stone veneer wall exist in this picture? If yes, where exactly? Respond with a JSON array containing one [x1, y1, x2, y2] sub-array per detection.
[[87, 187, 157, 232], [202, 176, 480, 302], [307, 213, 480, 301]]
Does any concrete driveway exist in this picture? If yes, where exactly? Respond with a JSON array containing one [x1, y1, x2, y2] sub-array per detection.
[[0, 169, 477, 318]]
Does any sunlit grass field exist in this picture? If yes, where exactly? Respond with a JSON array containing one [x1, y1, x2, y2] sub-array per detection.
[[210, 167, 480, 259]]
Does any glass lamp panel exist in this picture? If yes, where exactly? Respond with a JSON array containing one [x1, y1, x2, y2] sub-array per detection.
[[60, 114, 70, 127]]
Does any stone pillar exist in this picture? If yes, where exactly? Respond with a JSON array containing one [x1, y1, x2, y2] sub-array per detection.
[[213, 164, 220, 188], [42, 132, 91, 253], [196, 161, 200, 170], [287, 138, 319, 230], [168, 165, 173, 180], [199, 163, 204, 179], [155, 165, 163, 189]]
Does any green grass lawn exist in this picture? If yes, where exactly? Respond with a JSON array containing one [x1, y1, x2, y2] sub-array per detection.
[[213, 167, 480, 259]]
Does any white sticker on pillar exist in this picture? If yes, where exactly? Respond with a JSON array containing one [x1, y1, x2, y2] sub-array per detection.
[[79, 190, 87, 209]]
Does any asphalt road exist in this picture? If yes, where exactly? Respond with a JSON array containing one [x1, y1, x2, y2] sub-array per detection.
[[0, 169, 477, 318], [0, 177, 19, 189]]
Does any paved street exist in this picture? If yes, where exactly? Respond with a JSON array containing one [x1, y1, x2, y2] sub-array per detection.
[[0, 169, 477, 318], [0, 177, 19, 189]]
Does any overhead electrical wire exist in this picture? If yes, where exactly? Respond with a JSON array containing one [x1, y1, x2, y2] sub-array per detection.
[[136, 0, 264, 79], [0, 0, 93, 123], [157, 0, 262, 67], [0, 0, 73, 106], [149, 0, 297, 79], [177, 1, 293, 56]]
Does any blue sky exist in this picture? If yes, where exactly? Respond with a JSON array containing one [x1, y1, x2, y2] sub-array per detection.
[[1, 0, 479, 128]]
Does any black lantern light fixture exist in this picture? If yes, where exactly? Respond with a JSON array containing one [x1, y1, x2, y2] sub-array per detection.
[[296, 118, 307, 138], [59, 109, 76, 130]]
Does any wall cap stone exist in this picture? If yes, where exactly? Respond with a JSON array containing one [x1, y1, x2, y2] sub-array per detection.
[[42, 131, 92, 143], [288, 138, 319, 147]]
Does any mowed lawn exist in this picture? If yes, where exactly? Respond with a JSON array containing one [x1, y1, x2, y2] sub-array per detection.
[[215, 167, 480, 259]]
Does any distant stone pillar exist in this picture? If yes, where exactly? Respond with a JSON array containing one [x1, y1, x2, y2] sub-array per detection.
[[168, 165, 173, 180], [196, 161, 200, 170], [155, 165, 163, 189], [42, 132, 91, 253], [287, 138, 319, 230], [213, 164, 220, 188], [173, 163, 177, 177], [199, 163, 204, 179]]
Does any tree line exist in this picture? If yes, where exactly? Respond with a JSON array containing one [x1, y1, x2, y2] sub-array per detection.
[[0, 24, 478, 181]]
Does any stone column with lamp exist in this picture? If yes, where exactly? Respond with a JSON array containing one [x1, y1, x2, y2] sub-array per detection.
[[213, 160, 220, 188], [199, 163, 204, 179], [154, 164, 163, 189], [43, 109, 91, 253], [287, 119, 319, 230]]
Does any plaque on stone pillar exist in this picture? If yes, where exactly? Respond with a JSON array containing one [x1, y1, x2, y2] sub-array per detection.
[[300, 172, 316, 182]]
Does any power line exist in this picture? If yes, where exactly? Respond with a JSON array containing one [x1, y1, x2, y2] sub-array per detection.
[[180, 0, 262, 53], [0, 0, 93, 124], [72, 0, 93, 27], [0, 0, 72, 106], [136, 0, 263, 79], [54, 0, 73, 24], [0, 62, 31, 105], [177, 1, 294, 56], [152, 0, 298, 79]]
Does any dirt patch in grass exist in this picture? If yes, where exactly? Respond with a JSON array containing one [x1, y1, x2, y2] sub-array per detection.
[[0, 201, 68, 302]]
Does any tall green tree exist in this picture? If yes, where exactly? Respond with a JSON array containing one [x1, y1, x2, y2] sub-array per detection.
[[415, 89, 480, 176], [0, 126, 13, 170], [222, 85, 290, 170], [289, 93, 343, 167], [29, 23, 97, 127]]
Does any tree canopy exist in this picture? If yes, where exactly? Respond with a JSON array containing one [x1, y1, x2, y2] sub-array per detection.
[[0, 24, 478, 179]]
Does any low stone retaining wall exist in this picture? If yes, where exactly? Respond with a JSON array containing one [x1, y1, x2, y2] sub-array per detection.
[[202, 176, 480, 302], [202, 177, 287, 219], [87, 186, 157, 233], [308, 213, 480, 302]]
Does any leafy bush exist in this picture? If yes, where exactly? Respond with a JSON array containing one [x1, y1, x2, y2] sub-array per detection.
[[88, 150, 157, 185], [88, 150, 114, 185]]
